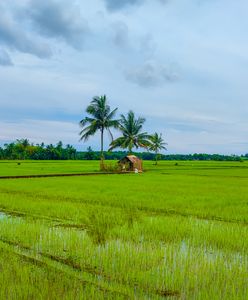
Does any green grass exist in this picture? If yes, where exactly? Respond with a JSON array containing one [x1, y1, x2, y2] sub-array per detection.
[[0, 160, 100, 176], [0, 160, 247, 299]]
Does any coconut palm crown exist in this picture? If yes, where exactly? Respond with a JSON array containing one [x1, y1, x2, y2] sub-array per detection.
[[79, 95, 119, 164], [109, 110, 151, 154], [149, 132, 167, 165]]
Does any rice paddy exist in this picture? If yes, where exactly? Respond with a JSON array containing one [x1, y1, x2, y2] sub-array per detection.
[[0, 160, 247, 299]]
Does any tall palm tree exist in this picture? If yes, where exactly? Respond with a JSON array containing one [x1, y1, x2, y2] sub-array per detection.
[[79, 95, 119, 168], [109, 110, 151, 153], [149, 132, 167, 165]]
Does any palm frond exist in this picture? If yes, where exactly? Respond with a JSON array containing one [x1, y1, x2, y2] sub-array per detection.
[[79, 124, 98, 141], [109, 111, 149, 153], [149, 133, 167, 152], [79, 95, 119, 150], [109, 137, 127, 151], [107, 128, 114, 142]]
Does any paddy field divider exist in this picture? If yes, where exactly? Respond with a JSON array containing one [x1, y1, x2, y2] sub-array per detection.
[[0, 172, 133, 180]]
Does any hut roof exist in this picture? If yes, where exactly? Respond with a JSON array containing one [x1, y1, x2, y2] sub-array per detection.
[[119, 155, 141, 164], [119, 155, 143, 172]]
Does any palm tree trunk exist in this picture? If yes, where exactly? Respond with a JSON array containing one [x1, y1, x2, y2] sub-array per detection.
[[100, 128, 104, 170], [155, 151, 158, 165], [128, 145, 132, 155]]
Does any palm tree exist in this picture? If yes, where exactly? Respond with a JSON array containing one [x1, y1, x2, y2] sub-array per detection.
[[149, 132, 167, 165], [109, 110, 151, 153], [79, 95, 119, 169]]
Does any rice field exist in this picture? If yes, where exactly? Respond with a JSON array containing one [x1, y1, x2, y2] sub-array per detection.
[[0, 160, 247, 299]]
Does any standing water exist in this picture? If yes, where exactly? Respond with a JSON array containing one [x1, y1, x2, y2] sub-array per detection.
[[0, 212, 9, 220]]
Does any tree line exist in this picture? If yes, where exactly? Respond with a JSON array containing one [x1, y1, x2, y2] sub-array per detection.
[[79, 149, 243, 162], [0, 139, 244, 161], [0, 139, 76, 160]]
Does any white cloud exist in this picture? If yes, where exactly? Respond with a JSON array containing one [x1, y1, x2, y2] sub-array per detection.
[[125, 61, 180, 87]]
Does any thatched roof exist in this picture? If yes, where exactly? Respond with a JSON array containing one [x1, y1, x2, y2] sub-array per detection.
[[119, 155, 141, 164]]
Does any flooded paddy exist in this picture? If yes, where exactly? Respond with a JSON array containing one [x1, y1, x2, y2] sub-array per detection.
[[0, 161, 247, 299]]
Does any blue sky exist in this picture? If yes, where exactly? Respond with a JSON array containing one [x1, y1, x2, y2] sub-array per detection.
[[0, 0, 248, 154]]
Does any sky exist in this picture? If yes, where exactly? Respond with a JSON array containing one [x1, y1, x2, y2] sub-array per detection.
[[0, 0, 248, 154]]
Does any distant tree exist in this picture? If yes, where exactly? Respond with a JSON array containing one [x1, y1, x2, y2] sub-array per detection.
[[3, 142, 15, 159], [79, 95, 119, 169], [149, 133, 167, 165], [85, 146, 95, 160], [65, 144, 76, 160], [15, 139, 30, 159], [56, 141, 63, 159], [16, 139, 29, 148], [109, 110, 151, 154]]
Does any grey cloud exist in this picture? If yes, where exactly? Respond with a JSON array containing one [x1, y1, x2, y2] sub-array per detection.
[[111, 22, 156, 57], [104, 0, 168, 11], [0, 14, 52, 58], [112, 22, 129, 47], [27, 0, 89, 50], [104, 0, 143, 11], [125, 61, 179, 87], [0, 49, 13, 66]]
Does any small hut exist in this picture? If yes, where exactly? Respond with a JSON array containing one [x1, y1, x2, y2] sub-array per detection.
[[118, 155, 143, 172]]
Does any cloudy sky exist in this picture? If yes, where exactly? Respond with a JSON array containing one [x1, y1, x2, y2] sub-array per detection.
[[0, 0, 247, 154]]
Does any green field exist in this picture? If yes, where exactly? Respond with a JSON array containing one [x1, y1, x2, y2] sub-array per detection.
[[0, 160, 100, 176], [0, 161, 247, 299]]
